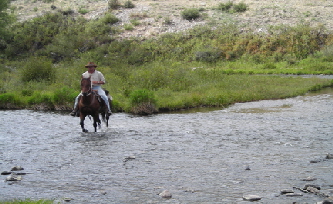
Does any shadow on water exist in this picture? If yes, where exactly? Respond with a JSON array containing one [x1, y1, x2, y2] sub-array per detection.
[[0, 87, 333, 203]]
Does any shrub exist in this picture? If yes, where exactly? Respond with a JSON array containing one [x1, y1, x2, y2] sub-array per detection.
[[233, 2, 248, 12], [163, 17, 173, 25], [181, 8, 200, 21], [0, 93, 24, 108], [130, 89, 156, 105], [124, 1, 135, 8], [0, 93, 16, 104], [316, 44, 333, 62], [21, 89, 33, 96], [129, 89, 157, 115], [217, 2, 248, 13], [78, 8, 89, 15], [130, 19, 140, 26], [108, 0, 120, 10], [195, 50, 222, 63], [262, 63, 277, 69], [127, 48, 153, 65], [124, 23, 134, 30], [27, 92, 54, 108], [53, 86, 77, 104], [218, 2, 233, 12], [21, 57, 55, 83], [101, 13, 119, 25]]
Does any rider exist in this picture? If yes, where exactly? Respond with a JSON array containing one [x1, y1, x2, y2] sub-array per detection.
[[70, 62, 112, 116]]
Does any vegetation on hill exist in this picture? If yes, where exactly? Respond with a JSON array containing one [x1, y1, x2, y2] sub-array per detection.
[[0, 0, 333, 114]]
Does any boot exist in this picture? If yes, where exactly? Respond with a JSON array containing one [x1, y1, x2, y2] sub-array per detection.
[[70, 107, 78, 117]]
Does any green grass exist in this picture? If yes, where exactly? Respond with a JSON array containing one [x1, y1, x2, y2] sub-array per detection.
[[0, 199, 53, 204], [1, 62, 332, 113]]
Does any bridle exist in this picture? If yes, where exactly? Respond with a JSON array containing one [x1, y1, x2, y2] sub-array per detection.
[[81, 78, 92, 96]]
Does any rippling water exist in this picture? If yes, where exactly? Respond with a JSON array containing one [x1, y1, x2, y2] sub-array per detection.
[[1, 88, 333, 203]]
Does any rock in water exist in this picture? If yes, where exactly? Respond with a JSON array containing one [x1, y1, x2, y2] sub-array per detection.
[[1, 171, 12, 175], [280, 189, 294, 194], [159, 190, 172, 198], [326, 153, 333, 159], [302, 176, 317, 181], [11, 166, 24, 171], [243, 195, 261, 201], [285, 193, 303, 197], [6, 175, 22, 181]]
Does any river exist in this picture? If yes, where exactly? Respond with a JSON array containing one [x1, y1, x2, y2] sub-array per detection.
[[1, 88, 333, 203]]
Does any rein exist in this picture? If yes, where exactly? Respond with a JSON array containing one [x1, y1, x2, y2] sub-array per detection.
[[81, 78, 93, 96]]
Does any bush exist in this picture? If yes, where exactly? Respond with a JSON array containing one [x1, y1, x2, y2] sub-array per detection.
[[78, 8, 89, 15], [124, 1, 135, 8], [0, 93, 24, 108], [262, 63, 277, 69], [108, 0, 120, 10], [130, 89, 156, 105], [316, 44, 333, 62], [233, 2, 248, 12], [195, 50, 222, 63], [21, 57, 55, 83], [53, 86, 77, 104], [218, 2, 233, 12], [101, 13, 119, 25], [27, 92, 52, 104], [129, 89, 157, 115], [217, 2, 248, 13], [181, 8, 200, 21]]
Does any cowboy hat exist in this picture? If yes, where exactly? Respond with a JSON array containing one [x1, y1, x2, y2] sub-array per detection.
[[85, 62, 98, 67]]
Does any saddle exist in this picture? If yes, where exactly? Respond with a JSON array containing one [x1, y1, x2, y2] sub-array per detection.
[[93, 90, 108, 110]]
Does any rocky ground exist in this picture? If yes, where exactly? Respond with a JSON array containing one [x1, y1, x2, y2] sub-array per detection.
[[9, 0, 333, 39]]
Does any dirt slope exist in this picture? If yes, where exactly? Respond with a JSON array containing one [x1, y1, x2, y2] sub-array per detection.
[[9, 0, 333, 38]]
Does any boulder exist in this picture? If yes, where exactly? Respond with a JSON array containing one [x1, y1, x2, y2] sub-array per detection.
[[11, 166, 24, 171], [280, 189, 294, 194], [243, 194, 261, 201], [285, 193, 303, 197], [159, 190, 172, 198], [6, 175, 22, 181]]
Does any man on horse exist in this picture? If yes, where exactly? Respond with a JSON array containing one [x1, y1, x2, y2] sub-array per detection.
[[70, 62, 112, 116]]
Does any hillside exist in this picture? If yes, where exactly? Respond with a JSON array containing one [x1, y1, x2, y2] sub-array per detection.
[[9, 0, 333, 39]]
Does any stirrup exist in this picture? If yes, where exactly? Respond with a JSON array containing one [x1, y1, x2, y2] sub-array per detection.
[[70, 110, 76, 116]]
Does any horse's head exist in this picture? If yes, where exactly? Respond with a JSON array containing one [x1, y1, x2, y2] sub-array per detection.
[[81, 77, 92, 96]]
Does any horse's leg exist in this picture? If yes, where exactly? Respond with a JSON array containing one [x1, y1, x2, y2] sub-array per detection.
[[106, 113, 109, 127], [93, 114, 101, 132], [80, 115, 88, 132]]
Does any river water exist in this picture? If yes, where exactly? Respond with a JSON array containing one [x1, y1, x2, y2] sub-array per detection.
[[1, 88, 333, 204]]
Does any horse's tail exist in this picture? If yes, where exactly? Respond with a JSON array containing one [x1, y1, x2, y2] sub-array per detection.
[[103, 89, 113, 110]]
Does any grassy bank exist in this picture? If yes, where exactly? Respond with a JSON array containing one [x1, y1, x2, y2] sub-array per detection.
[[1, 60, 332, 114], [1, 11, 333, 114], [0, 199, 53, 204]]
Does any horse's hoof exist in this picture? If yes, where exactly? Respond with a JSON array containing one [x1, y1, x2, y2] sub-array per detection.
[[82, 129, 88, 132]]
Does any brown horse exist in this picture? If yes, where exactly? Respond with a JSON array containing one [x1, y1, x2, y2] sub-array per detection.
[[78, 77, 110, 132]]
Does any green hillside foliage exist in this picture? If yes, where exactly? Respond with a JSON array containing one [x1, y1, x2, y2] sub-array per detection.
[[1, 10, 333, 113]]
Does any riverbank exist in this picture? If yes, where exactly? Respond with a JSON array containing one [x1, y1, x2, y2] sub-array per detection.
[[1, 74, 332, 114]]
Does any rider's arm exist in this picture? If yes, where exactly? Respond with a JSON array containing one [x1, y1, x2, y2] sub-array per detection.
[[92, 71, 106, 86]]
